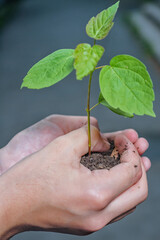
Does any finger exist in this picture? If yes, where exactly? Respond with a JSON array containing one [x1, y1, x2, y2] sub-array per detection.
[[91, 135, 142, 205], [50, 125, 110, 159], [142, 156, 151, 171], [108, 207, 136, 224], [102, 129, 138, 144], [134, 138, 149, 155], [103, 161, 147, 223], [46, 115, 99, 133]]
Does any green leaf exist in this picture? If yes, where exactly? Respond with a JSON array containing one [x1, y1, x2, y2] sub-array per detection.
[[99, 55, 155, 117], [21, 49, 75, 89], [86, 1, 119, 40], [74, 43, 104, 80], [99, 92, 134, 118], [110, 55, 153, 87]]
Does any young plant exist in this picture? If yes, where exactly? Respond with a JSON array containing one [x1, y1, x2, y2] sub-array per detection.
[[21, 1, 155, 155]]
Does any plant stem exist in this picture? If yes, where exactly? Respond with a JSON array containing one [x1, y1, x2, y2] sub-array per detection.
[[95, 65, 106, 70], [89, 102, 100, 111], [87, 72, 93, 156], [86, 39, 98, 156]]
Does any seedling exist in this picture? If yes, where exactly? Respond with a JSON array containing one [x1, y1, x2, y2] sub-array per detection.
[[21, 1, 155, 155]]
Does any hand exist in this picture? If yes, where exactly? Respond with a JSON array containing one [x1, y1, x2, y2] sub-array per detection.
[[103, 129, 151, 171], [0, 115, 98, 174], [102, 130, 150, 223], [0, 126, 148, 239], [0, 115, 150, 174]]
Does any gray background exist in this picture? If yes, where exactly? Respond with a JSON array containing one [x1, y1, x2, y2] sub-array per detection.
[[0, 0, 160, 239]]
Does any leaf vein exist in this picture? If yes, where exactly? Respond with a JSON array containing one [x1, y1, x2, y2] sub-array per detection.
[[111, 67, 152, 111]]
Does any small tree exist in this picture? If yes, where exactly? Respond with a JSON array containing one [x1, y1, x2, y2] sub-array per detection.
[[21, 1, 155, 155]]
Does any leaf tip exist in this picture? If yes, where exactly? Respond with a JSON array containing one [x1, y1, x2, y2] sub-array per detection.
[[115, 1, 120, 7], [151, 111, 156, 118], [20, 82, 24, 89], [111, 1, 120, 11]]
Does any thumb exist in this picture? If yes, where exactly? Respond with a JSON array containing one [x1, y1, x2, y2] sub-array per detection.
[[50, 125, 110, 158]]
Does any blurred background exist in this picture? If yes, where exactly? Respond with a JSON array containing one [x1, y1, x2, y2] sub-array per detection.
[[0, 0, 160, 239]]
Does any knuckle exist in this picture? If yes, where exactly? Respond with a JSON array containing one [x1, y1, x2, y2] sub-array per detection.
[[85, 217, 106, 232], [85, 188, 106, 210]]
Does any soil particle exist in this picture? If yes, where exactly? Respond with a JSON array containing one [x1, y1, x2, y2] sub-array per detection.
[[80, 140, 121, 171]]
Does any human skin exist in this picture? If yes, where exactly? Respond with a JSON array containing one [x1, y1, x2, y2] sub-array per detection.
[[0, 115, 150, 239], [0, 115, 150, 174]]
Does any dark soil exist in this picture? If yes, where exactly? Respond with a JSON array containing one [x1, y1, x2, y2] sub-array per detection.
[[80, 140, 120, 171]]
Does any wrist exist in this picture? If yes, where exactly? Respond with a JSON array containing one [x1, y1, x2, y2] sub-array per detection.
[[0, 170, 27, 239]]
